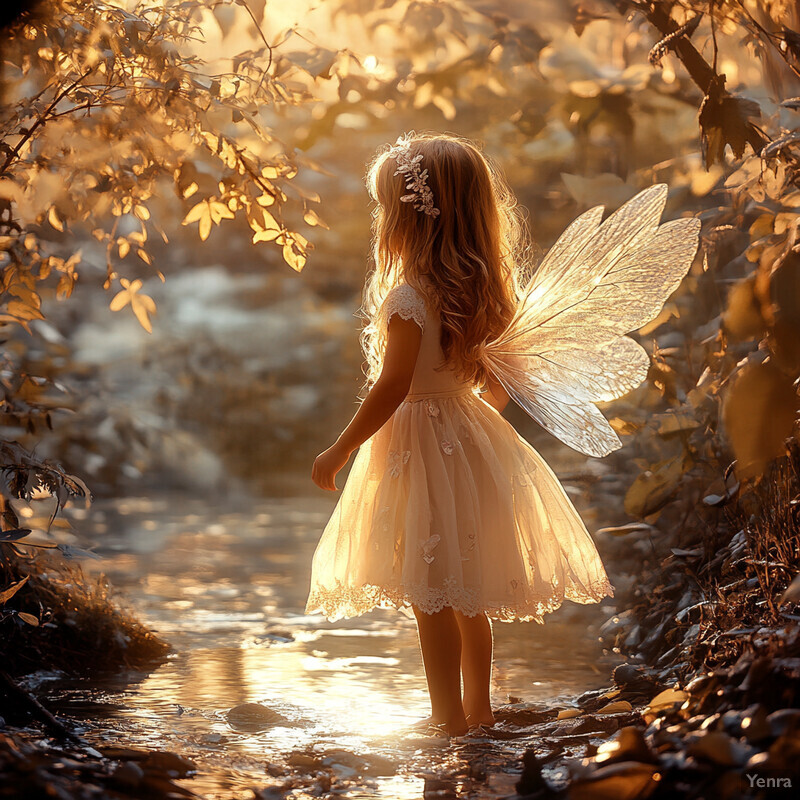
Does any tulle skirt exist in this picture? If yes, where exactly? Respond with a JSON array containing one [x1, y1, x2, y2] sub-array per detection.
[[305, 387, 614, 623]]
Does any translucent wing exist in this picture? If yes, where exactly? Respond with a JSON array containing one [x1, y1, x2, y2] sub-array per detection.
[[483, 184, 701, 457]]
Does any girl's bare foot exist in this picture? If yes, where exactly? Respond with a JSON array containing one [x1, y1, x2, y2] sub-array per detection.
[[443, 716, 469, 737], [465, 710, 496, 730], [407, 715, 438, 731]]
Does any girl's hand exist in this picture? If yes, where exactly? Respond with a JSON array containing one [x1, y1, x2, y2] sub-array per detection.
[[312, 443, 351, 491]]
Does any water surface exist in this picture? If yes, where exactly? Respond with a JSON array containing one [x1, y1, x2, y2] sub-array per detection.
[[48, 493, 613, 798]]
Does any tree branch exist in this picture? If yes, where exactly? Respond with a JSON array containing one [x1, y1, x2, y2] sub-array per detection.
[[0, 67, 94, 177], [619, 0, 716, 93]]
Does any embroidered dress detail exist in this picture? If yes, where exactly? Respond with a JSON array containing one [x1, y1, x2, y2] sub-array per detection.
[[378, 283, 427, 332]]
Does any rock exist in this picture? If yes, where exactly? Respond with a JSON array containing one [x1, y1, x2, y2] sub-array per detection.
[[226, 702, 289, 730], [423, 777, 457, 798], [721, 704, 771, 742], [328, 762, 357, 780], [765, 731, 800, 770], [254, 787, 288, 800], [612, 664, 646, 687], [319, 750, 396, 777], [594, 726, 658, 766], [597, 700, 633, 715], [686, 731, 743, 767], [286, 752, 321, 770], [515, 749, 556, 797], [767, 708, 800, 737], [143, 751, 197, 777], [110, 761, 144, 787], [494, 704, 556, 726], [567, 761, 659, 800], [685, 673, 716, 696]]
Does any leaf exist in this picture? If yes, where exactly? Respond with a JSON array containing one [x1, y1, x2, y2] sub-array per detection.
[[597, 700, 633, 714], [595, 522, 655, 537], [645, 688, 687, 714], [282, 234, 307, 272], [182, 199, 233, 241], [722, 359, 798, 478], [182, 201, 207, 224], [723, 277, 765, 342], [109, 288, 132, 311], [131, 293, 156, 333], [253, 229, 280, 243], [657, 410, 701, 436], [0, 527, 32, 542], [48, 205, 64, 232], [0, 575, 29, 605], [699, 75, 765, 168], [624, 453, 688, 518], [303, 208, 329, 229], [5, 300, 45, 321], [109, 279, 156, 332], [17, 611, 39, 626]]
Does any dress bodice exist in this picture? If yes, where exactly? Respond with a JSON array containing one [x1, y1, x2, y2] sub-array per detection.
[[378, 282, 475, 398]]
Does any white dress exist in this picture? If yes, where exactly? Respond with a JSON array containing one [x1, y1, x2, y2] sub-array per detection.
[[305, 283, 614, 623]]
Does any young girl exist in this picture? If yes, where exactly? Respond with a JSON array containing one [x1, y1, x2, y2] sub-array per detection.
[[306, 132, 697, 737]]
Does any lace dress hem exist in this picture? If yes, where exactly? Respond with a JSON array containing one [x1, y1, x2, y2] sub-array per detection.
[[305, 577, 614, 624]]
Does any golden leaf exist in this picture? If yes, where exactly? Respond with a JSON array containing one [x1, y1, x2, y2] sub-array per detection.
[[253, 229, 280, 243], [199, 213, 211, 241], [48, 206, 64, 232], [182, 201, 207, 225], [282, 237, 307, 272], [304, 209, 329, 229]]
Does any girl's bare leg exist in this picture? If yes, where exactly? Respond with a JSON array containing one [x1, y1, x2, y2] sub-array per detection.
[[455, 610, 495, 727], [412, 606, 468, 736]]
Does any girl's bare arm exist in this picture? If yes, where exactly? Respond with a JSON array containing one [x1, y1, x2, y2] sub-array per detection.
[[481, 372, 511, 413], [312, 316, 422, 491]]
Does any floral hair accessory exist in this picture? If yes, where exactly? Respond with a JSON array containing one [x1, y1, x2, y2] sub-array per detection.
[[387, 132, 440, 218]]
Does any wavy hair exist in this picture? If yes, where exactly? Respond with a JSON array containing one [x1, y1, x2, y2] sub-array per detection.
[[360, 132, 530, 389]]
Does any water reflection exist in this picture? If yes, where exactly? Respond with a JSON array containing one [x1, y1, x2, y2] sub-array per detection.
[[54, 494, 612, 797]]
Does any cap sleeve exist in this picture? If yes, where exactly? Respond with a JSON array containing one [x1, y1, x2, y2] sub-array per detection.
[[378, 283, 427, 332]]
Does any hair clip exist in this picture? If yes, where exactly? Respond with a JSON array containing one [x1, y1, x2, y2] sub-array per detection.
[[388, 133, 440, 218]]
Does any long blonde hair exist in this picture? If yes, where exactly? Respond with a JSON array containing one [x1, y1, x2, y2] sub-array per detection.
[[361, 132, 529, 388]]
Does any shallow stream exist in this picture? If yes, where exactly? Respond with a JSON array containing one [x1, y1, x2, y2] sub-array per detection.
[[38, 491, 614, 799]]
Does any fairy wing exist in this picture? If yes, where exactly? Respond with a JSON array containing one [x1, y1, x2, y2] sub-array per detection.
[[483, 184, 701, 457]]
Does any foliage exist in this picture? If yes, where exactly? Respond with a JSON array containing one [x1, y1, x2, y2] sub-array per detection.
[[0, 549, 169, 676], [0, 0, 329, 628]]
